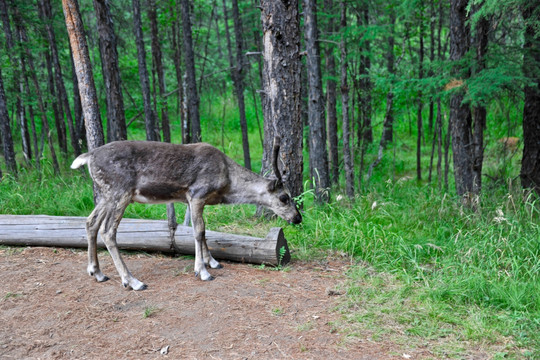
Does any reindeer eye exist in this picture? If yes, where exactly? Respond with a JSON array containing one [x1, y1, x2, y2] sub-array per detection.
[[279, 194, 290, 204]]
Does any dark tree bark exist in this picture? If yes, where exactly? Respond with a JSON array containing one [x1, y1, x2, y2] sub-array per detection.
[[427, 0, 436, 133], [93, 0, 127, 142], [416, 1, 425, 181], [41, 0, 80, 155], [148, 0, 171, 143], [449, 0, 473, 199], [357, 1, 372, 144], [380, 7, 396, 146], [520, 2, 540, 195], [223, 0, 252, 169], [340, 1, 354, 199], [259, 0, 303, 199], [18, 38, 40, 172], [0, 0, 31, 163], [63, 0, 104, 151], [324, 0, 339, 186], [14, 6, 60, 174], [356, 1, 372, 190], [43, 43, 67, 156], [132, 0, 159, 142], [180, 0, 201, 142], [471, 14, 489, 195], [169, 1, 186, 143], [231, 0, 251, 169], [304, 0, 330, 202], [0, 67, 17, 176]]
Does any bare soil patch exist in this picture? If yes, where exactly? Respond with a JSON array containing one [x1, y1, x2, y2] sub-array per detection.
[[0, 247, 406, 359]]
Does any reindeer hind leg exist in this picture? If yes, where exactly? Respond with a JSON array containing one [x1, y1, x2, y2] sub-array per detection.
[[86, 203, 109, 282], [100, 194, 147, 290]]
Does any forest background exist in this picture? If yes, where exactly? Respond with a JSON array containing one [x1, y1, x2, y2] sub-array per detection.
[[0, 0, 539, 357]]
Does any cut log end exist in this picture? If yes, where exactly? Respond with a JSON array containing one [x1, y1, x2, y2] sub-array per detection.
[[266, 227, 291, 266]]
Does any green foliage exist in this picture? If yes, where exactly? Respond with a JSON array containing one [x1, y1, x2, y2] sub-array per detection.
[[1, 0, 539, 356]]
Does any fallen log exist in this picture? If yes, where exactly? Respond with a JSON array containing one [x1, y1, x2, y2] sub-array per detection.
[[0, 215, 290, 266]]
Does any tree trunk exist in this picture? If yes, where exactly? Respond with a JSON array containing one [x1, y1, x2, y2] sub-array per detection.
[[358, 2, 372, 145], [427, 0, 436, 133], [259, 0, 303, 200], [93, 0, 127, 143], [340, 1, 354, 199], [180, 0, 201, 142], [231, 0, 251, 170], [70, 46, 85, 150], [43, 43, 67, 156], [472, 15, 489, 195], [0, 0, 31, 163], [19, 42, 40, 172], [449, 0, 473, 199], [304, 0, 329, 202], [381, 7, 396, 146], [14, 8, 60, 174], [148, 0, 171, 143], [41, 0, 81, 156], [324, 0, 339, 186], [520, 2, 540, 195], [416, 1, 424, 181], [132, 0, 159, 142], [169, 1, 185, 143], [62, 0, 104, 151], [0, 68, 17, 176]]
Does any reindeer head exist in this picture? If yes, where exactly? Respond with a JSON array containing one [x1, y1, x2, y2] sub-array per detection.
[[264, 137, 302, 225]]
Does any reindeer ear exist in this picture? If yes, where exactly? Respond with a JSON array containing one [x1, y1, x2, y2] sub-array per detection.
[[267, 179, 277, 192], [267, 179, 283, 192], [272, 137, 283, 183]]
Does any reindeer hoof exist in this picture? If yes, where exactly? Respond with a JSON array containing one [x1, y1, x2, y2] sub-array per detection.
[[208, 259, 223, 269], [134, 283, 148, 291], [122, 278, 147, 291], [195, 271, 215, 281]]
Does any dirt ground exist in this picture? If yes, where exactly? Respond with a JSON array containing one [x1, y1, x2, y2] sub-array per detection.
[[0, 247, 415, 359]]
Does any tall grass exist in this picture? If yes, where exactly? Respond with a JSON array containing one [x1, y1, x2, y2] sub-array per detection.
[[1, 93, 538, 356]]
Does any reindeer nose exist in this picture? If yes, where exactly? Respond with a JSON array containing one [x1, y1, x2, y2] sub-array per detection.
[[292, 213, 302, 224]]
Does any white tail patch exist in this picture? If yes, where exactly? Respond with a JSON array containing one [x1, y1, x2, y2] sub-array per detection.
[[70, 154, 89, 169]]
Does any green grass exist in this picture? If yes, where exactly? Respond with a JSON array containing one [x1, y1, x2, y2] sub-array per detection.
[[1, 95, 538, 358]]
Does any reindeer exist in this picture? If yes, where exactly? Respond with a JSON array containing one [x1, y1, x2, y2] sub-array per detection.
[[71, 138, 302, 290]]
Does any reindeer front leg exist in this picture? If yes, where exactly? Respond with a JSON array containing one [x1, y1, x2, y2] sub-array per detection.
[[189, 199, 215, 281]]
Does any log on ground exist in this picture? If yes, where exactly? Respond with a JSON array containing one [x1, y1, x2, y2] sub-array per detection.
[[0, 215, 290, 266]]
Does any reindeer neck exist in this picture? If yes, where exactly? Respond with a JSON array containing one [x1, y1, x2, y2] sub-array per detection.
[[224, 160, 271, 206]]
